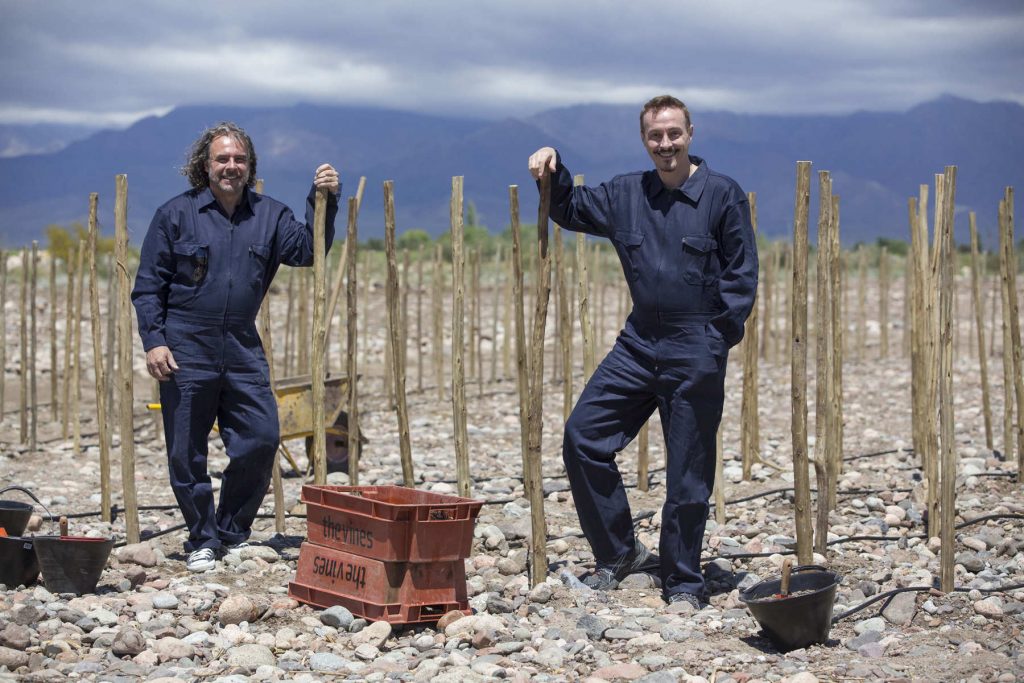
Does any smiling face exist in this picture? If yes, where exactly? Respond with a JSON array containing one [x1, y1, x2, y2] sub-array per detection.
[[641, 106, 694, 183], [206, 134, 251, 202]]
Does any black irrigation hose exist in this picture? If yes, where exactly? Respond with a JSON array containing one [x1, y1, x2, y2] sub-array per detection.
[[831, 582, 1024, 623]]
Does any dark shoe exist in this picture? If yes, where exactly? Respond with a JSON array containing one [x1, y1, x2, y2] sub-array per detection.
[[665, 592, 702, 609], [583, 539, 660, 591]]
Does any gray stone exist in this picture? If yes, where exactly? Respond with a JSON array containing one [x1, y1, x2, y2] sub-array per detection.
[[351, 620, 391, 648], [0, 645, 29, 670], [853, 616, 886, 635], [153, 636, 194, 661], [881, 591, 917, 625], [319, 605, 354, 629], [151, 592, 179, 610], [309, 652, 348, 671], [857, 641, 886, 658], [237, 545, 280, 563], [226, 643, 277, 669], [0, 623, 32, 650], [576, 614, 610, 640], [603, 627, 641, 640], [111, 627, 146, 657], [956, 552, 986, 574], [846, 630, 882, 651]]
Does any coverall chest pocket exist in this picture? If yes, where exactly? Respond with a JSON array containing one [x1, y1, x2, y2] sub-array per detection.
[[172, 242, 209, 286], [614, 229, 645, 281], [248, 244, 271, 288], [680, 235, 718, 285]]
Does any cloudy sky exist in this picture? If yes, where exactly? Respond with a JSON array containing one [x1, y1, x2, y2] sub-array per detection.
[[1, 0, 1022, 129]]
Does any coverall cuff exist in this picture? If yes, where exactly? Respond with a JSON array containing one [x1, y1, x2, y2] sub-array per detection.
[[140, 332, 167, 352]]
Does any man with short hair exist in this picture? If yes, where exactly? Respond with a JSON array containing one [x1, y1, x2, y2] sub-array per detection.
[[528, 95, 757, 607], [132, 122, 339, 572]]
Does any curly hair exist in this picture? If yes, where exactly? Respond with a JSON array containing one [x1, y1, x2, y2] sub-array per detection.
[[181, 122, 258, 190], [640, 95, 691, 133]]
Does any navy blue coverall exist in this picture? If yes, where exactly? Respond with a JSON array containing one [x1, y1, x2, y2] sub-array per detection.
[[132, 185, 337, 552], [545, 152, 757, 599]]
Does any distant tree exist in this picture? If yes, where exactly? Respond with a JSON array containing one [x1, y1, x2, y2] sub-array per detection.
[[876, 236, 908, 257], [45, 222, 117, 264], [397, 229, 432, 252], [364, 238, 385, 252]]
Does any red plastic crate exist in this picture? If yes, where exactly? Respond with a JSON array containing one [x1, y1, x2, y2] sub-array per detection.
[[288, 542, 470, 624], [301, 485, 483, 562]]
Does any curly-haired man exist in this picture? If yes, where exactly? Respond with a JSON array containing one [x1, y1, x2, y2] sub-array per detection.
[[132, 122, 340, 572]]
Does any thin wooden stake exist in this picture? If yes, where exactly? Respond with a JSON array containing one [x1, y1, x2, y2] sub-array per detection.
[[49, 253, 57, 421], [310, 187, 329, 485], [489, 246, 502, 383], [554, 225, 572, 420], [938, 167, 958, 592], [880, 246, 890, 358], [510, 186, 531, 496], [791, 161, 814, 565], [88, 194, 111, 521], [526, 174, 552, 587], [969, 212, 994, 450], [1001, 188, 1024, 480], [72, 239, 85, 455], [345, 198, 361, 486], [29, 243, 38, 450], [115, 174, 139, 544], [637, 421, 649, 493], [433, 243, 445, 400], [714, 425, 725, 525], [451, 177, 470, 496], [18, 248, 28, 443], [384, 181, 414, 488], [741, 193, 760, 480]]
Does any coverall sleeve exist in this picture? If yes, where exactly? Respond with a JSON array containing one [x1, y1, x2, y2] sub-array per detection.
[[540, 151, 616, 239], [131, 208, 175, 352], [710, 193, 758, 347], [276, 184, 340, 267]]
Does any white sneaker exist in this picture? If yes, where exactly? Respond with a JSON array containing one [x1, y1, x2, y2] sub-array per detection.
[[186, 547, 216, 572], [223, 541, 251, 554]]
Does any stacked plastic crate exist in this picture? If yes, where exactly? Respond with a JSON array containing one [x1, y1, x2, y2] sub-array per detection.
[[289, 485, 483, 625]]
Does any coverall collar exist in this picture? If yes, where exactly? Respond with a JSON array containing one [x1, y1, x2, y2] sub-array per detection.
[[196, 185, 256, 217], [646, 155, 708, 203]]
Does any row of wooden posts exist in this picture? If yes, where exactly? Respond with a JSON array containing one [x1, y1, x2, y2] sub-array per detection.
[[0, 167, 1020, 590]]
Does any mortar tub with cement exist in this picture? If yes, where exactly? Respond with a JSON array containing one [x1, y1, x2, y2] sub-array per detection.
[[738, 564, 841, 651]]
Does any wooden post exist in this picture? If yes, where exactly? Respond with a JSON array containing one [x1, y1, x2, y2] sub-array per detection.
[[284, 270, 295, 377], [526, 174, 552, 587], [554, 224, 572, 420], [417, 244, 425, 391], [760, 242, 774, 361], [879, 246, 890, 358], [502, 250, 512, 380], [813, 171, 833, 555], [104, 253, 116, 436], [1001, 188, 1024, 479], [856, 246, 867, 361], [384, 181, 415, 488], [741, 193, 760, 480], [489, 246, 502, 383], [61, 244, 75, 437], [345, 198, 361, 486], [451, 177, 470, 496], [575, 177, 595, 382], [791, 161, 813, 565], [325, 177, 365, 370], [19, 248, 28, 443], [969, 212, 994, 450], [256, 173, 284, 534], [433, 244, 445, 400], [999, 204, 1014, 463], [923, 179, 941, 536], [510, 186, 532, 494], [938, 166, 958, 592], [297, 268, 310, 375], [72, 239, 85, 455], [115, 174, 139, 544], [829, 197, 843, 485], [310, 188, 329, 485], [49, 253, 57, 420], [473, 249, 484, 396], [87, 193, 112, 521], [28, 243, 38, 450]]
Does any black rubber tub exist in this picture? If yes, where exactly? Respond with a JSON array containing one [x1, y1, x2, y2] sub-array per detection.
[[0, 500, 32, 537], [33, 536, 114, 595], [739, 565, 841, 651], [0, 535, 40, 588]]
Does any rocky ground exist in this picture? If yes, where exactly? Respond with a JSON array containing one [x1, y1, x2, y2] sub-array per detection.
[[1, 269, 1023, 682]]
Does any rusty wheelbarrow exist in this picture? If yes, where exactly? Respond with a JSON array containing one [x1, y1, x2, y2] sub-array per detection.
[[147, 373, 360, 475]]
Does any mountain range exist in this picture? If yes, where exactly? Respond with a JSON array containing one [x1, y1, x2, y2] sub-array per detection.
[[0, 95, 1021, 249]]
